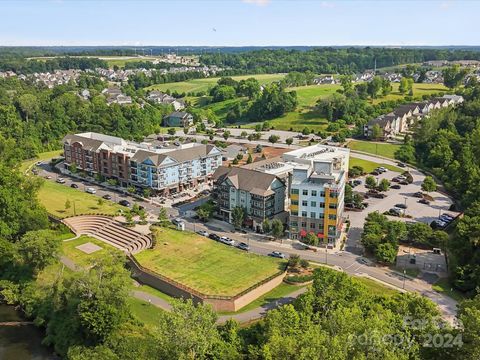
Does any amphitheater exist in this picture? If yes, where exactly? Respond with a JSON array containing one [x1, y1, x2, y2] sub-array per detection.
[[63, 215, 152, 254]]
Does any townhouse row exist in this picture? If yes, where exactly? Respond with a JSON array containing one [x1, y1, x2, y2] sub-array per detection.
[[63, 132, 222, 194], [364, 94, 464, 139], [212, 144, 350, 247]]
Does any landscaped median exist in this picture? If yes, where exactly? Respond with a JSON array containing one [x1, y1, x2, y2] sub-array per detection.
[[131, 226, 287, 311]]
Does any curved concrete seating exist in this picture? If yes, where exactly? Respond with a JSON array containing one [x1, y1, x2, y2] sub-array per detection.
[[62, 215, 152, 254]]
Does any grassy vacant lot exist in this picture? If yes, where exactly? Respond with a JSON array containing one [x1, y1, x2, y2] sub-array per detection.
[[62, 235, 120, 267], [348, 140, 401, 160], [20, 150, 63, 173], [355, 276, 399, 297], [127, 297, 165, 328], [135, 227, 285, 296], [349, 157, 403, 173], [432, 278, 466, 302], [146, 73, 286, 94], [38, 180, 123, 218], [372, 83, 448, 105]]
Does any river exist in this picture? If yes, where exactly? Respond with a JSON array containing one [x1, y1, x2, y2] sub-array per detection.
[[0, 305, 55, 360]]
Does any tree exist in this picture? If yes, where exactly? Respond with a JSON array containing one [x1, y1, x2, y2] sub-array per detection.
[[262, 219, 271, 234], [168, 128, 176, 136], [371, 124, 383, 140], [268, 134, 280, 144], [17, 93, 39, 122], [367, 76, 383, 99], [378, 178, 390, 192], [288, 254, 301, 269], [17, 230, 61, 273], [223, 130, 231, 141], [286, 137, 293, 146], [395, 143, 416, 163], [157, 207, 169, 226], [271, 219, 284, 240], [231, 206, 244, 229], [183, 126, 189, 135], [232, 158, 239, 165], [421, 176, 437, 192], [375, 242, 397, 263], [246, 153, 253, 164], [305, 232, 319, 246], [127, 186, 136, 194], [143, 188, 152, 198], [240, 131, 248, 138], [65, 199, 71, 212], [340, 74, 354, 93], [365, 175, 377, 189], [443, 65, 468, 89]]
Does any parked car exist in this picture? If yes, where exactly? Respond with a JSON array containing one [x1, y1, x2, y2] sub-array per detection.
[[220, 236, 235, 246], [431, 220, 447, 229], [56, 177, 66, 184], [418, 199, 430, 205], [171, 217, 183, 225], [237, 242, 250, 251], [395, 203, 408, 209], [268, 251, 286, 259], [413, 192, 424, 198], [119, 199, 131, 207], [439, 214, 454, 223], [388, 208, 405, 216], [209, 233, 220, 241], [353, 179, 362, 186], [85, 187, 96, 194], [440, 213, 455, 221], [70, 183, 79, 189], [44, 175, 52, 179], [397, 162, 406, 167], [370, 170, 381, 176], [367, 191, 387, 199], [197, 230, 209, 237], [102, 194, 112, 200], [399, 180, 409, 185], [377, 167, 388, 172], [390, 184, 401, 190]]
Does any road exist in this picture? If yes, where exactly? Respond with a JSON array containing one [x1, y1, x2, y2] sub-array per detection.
[[35, 153, 458, 323]]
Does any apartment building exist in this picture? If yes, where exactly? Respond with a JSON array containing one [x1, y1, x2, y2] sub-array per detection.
[[212, 166, 288, 231], [282, 145, 350, 246], [63, 132, 222, 194]]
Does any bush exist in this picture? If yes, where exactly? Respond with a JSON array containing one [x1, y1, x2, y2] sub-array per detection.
[[286, 274, 314, 283]]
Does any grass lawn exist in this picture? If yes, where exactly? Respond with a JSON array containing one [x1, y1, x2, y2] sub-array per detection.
[[349, 156, 403, 173], [134, 284, 176, 304], [291, 84, 342, 108], [38, 180, 123, 218], [19, 150, 63, 173], [134, 227, 285, 296], [127, 297, 165, 328], [432, 278, 466, 302], [146, 73, 286, 94], [62, 235, 121, 267], [371, 83, 448, 105], [219, 283, 304, 315], [348, 140, 401, 160], [355, 276, 399, 297]]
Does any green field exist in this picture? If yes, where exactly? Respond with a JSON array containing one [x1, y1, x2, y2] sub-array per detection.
[[349, 157, 403, 173], [127, 297, 166, 328], [355, 276, 399, 297], [432, 278, 466, 302], [348, 140, 401, 160], [146, 73, 286, 94], [62, 235, 121, 267], [38, 180, 123, 218], [372, 83, 448, 104], [20, 150, 63, 173], [135, 227, 285, 296]]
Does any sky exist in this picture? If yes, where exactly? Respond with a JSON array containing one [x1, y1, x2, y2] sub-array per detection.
[[0, 0, 478, 47]]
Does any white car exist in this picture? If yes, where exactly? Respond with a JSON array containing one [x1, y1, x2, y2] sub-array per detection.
[[220, 236, 235, 246], [378, 167, 388, 172], [197, 230, 209, 237], [56, 177, 66, 184], [85, 187, 96, 194]]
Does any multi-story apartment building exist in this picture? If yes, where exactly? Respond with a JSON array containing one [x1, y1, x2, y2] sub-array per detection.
[[63, 132, 222, 194], [212, 166, 288, 231], [282, 145, 350, 246]]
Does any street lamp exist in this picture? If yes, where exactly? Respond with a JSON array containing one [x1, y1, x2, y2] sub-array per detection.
[[403, 269, 406, 289], [325, 247, 328, 265]]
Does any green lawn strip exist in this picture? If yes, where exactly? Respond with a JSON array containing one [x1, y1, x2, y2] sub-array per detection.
[[19, 150, 63, 173], [245, 111, 329, 132], [133, 284, 176, 304], [127, 297, 165, 328], [349, 157, 403, 173], [348, 140, 401, 159], [354, 276, 399, 297], [134, 227, 284, 296], [38, 180, 123, 218], [432, 278, 466, 302], [61, 235, 121, 268], [218, 283, 305, 315]]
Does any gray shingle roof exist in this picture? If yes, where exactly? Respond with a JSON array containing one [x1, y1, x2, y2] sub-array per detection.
[[213, 166, 280, 196]]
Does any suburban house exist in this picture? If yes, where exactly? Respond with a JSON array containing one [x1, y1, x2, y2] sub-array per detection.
[[147, 91, 185, 111], [212, 166, 288, 231], [102, 87, 132, 105], [63, 132, 222, 194], [222, 144, 248, 161], [163, 111, 194, 127]]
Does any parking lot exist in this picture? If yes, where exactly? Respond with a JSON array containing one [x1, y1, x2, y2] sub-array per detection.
[[345, 159, 458, 252]]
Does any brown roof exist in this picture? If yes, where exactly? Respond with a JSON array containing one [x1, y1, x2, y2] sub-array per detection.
[[213, 166, 281, 195], [63, 134, 105, 152]]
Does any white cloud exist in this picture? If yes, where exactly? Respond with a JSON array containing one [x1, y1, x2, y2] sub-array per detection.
[[440, 1, 452, 10], [242, 0, 271, 6], [320, 1, 335, 8]]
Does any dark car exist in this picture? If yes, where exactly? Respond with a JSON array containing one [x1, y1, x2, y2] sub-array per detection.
[[418, 199, 430, 205], [209, 233, 220, 241], [119, 200, 131, 207], [395, 203, 408, 209], [390, 184, 401, 190], [370, 170, 381, 176], [70, 183, 79, 189], [102, 194, 112, 200], [397, 162, 406, 167], [399, 180, 409, 185], [237, 242, 250, 251], [413, 192, 424, 198]]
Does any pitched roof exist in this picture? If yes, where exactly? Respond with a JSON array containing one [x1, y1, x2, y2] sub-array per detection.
[[130, 144, 218, 165], [130, 150, 168, 166], [63, 134, 106, 152], [166, 111, 190, 118], [213, 166, 281, 195], [394, 104, 420, 117]]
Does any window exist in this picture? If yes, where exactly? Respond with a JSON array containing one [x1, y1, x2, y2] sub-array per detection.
[[291, 188, 299, 195], [290, 221, 298, 227], [301, 222, 307, 228], [302, 189, 308, 196], [311, 190, 317, 196], [319, 202, 325, 208], [329, 204, 337, 209], [302, 200, 308, 206], [310, 223, 316, 229], [291, 200, 299, 205], [330, 191, 339, 198], [320, 191, 325, 197], [318, 213, 325, 219], [310, 212, 316, 219], [302, 211, 307, 217], [311, 201, 316, 207], [291, 211, 298, 216], [329, 214, 337, 220]]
